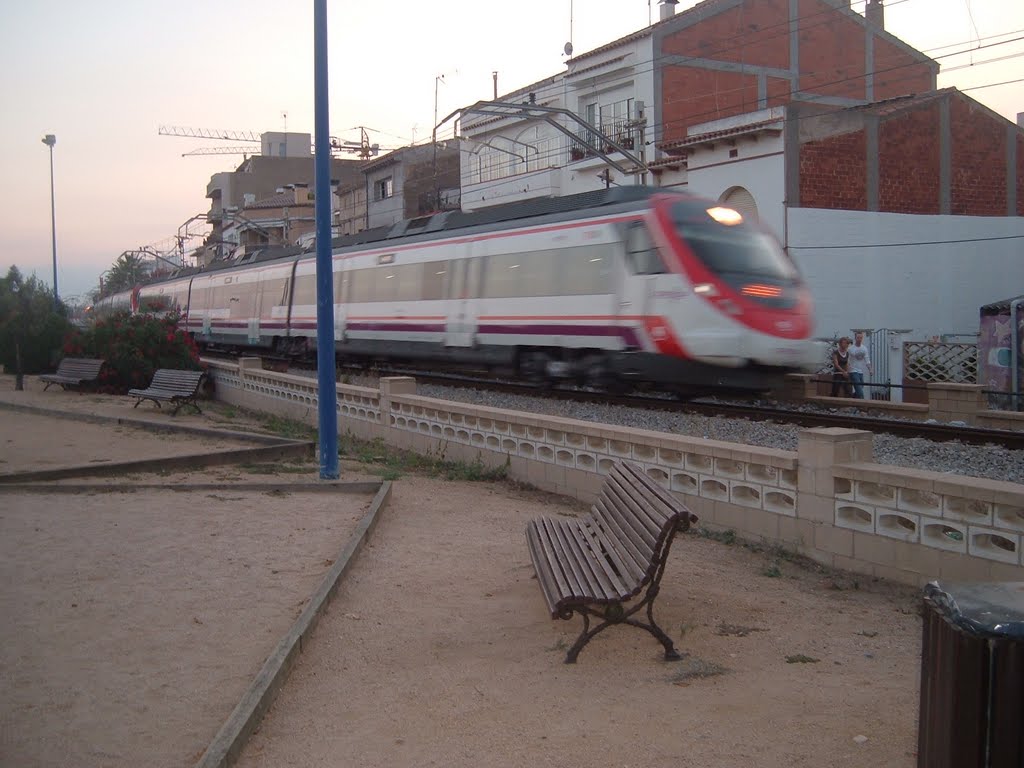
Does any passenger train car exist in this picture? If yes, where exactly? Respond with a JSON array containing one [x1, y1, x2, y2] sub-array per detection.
[[101, 186, 822, 394]]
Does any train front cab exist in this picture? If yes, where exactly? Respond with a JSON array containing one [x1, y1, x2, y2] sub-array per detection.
[[627, 193, 821, 390]]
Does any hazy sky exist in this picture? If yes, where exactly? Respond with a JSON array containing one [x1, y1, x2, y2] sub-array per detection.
[[1, 0, 1021, 301]]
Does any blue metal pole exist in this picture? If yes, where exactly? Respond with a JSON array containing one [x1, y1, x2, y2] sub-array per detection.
[[313, 0, 339, 479]]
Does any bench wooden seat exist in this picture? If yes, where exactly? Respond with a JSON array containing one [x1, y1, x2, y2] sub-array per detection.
[[526, 460, 697, 663], [39, 357, 105, 391], [128, 369, 205, 415]]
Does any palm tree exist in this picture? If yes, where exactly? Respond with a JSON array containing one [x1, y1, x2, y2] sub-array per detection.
[[101, 252, 150, 296]]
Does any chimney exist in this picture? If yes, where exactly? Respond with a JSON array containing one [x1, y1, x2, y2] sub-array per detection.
[[293, 182, 309, 204], [493, 71, 498, 100], [865, 0, 884, 28], [659, 0, 678, 22]]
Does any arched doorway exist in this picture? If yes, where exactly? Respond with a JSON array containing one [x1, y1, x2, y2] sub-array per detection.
[[719, 186, 758, 221]]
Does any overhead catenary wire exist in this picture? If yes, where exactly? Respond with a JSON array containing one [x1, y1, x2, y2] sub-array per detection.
[[788, 234, 1024, 249], [426, 61, 1024, 203], [177, 2, 1024, 257]]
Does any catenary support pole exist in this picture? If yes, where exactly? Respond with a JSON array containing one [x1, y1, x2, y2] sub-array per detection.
[[313, 0, 339, 479]]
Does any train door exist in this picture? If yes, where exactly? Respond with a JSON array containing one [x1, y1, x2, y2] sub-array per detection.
[[615, 221, 658, 344], [334, 259, 349, 343], [248, 272, 263, 345], [445, 247, 477, 347]]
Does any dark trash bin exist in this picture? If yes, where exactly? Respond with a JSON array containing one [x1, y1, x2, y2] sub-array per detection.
[[918, 581, 1024, 768]]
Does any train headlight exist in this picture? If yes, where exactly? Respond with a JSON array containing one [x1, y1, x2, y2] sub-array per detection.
[[706, 206, 743, 225], [693, 283, 717, 296]]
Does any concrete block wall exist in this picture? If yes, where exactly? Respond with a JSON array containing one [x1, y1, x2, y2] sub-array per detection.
[[783, 374, 1022, 430], [206, 359, 1023, 587]]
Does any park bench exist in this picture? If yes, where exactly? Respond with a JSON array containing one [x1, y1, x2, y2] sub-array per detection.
[[526, 459, 697, 664], [39, 357, 105, 391], [128, 369, 206, 416]]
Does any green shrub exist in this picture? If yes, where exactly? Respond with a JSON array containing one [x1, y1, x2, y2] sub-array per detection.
[[0, 266, 71, 375], [62, 311, 202, 392]]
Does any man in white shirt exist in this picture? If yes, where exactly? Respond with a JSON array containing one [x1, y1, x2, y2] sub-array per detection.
[[848, 331, 872, 399]]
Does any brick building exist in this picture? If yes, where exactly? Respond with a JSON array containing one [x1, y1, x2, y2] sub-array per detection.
[[649, 0, 937, 146], [457, 0, 1024, 339], [795, 89, 1023, 217]]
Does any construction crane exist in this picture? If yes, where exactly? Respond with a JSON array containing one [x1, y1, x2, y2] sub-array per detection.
[[180, 145, 264, 158], [158, 125, 261, 142], [160, 125, 385, 159]]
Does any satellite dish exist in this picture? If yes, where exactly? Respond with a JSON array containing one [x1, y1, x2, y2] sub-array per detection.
[[564, 41, 573, 56]]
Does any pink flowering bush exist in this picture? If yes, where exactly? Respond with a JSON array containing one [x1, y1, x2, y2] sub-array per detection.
[[62, 312, 202, 393]]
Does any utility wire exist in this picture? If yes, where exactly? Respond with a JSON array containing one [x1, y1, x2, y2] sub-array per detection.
[[443, 61, 1024, 199], [789, 235, 1024, 249]]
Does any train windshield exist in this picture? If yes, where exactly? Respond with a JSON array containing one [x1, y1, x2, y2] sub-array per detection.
[[670, 200, 798, 282]]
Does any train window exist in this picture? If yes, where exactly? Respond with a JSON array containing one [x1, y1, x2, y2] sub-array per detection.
[[374, 268, 400, 302], [559, 245, 614, 295], [349, 269, 369, 303], [421, 261, 446, 301], [394, 263, 422, 302], [292, 274, 317, 305], [483, 252, 562, 298], [671, 200, 797, 280], [483, 253, 524, 298], [518, 252, 560, 297], [260, 278, 287, 309], [624, 222, 667, 275], [190, 286, 209, 311]]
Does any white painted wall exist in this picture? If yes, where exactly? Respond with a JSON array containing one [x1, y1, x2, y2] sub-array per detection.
[[789, 208, 1024, 340], [686, 147, 786, 241], [460, 35, 657, 208]]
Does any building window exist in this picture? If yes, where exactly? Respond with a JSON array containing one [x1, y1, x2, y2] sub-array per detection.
[[376, 177, 393, 201]]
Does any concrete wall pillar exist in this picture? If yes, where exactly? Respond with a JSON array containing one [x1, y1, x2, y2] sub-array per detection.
[[379, 376, 417, 423], [780, 373, 818, 400], [927, 383, 986, 425], [792, 428, 874, 569], [238, 356, 263, 381]]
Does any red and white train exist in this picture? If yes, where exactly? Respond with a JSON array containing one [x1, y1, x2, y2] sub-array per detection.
[[95, 186, 822, 394]]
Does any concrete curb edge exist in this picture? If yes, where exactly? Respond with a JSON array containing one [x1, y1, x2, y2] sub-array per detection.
[[194, 479, 393, 768]]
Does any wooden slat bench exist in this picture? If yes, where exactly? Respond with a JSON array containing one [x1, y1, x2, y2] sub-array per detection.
[[128, 369, 206, 416], [39, 357, 105, 391], [526, 460, 697, 663]]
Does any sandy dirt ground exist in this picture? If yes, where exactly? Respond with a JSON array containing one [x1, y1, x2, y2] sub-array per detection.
[[0, 377, 925, 768], [236, 478, 923, 768]]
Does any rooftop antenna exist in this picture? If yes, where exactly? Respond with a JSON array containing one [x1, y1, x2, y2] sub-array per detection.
[[563, 0, 573, 57]]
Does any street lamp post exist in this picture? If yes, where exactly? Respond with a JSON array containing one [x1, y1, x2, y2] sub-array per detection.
[[41, 134, 58, 307]]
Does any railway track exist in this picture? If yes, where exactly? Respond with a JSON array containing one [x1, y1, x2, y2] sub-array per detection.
[[357, 367, 1024, 451], [208, 354, 1024, 450]]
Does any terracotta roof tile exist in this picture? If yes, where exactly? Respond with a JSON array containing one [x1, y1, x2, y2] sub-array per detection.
[[659, 119, 782, 151]]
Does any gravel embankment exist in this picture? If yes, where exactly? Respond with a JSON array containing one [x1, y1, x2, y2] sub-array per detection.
[[413, 383, 1024, 486]]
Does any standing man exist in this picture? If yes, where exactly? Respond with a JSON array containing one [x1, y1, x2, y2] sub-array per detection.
[[849, 331, 873, 399]]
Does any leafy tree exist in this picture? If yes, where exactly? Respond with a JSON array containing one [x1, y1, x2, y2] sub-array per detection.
[[0, 266, 71, 389]]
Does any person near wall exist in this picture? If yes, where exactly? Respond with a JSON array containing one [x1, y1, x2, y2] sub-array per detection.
[[831, 336, 854, 397], [848, 331, 873, 399]]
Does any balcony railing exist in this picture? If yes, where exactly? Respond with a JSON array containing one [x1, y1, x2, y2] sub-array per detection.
[[568, 117, 638, 161]]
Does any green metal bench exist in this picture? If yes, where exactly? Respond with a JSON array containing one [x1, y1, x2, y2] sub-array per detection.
[[39, 357, 105, 391], [128, 369, 206, 416]]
